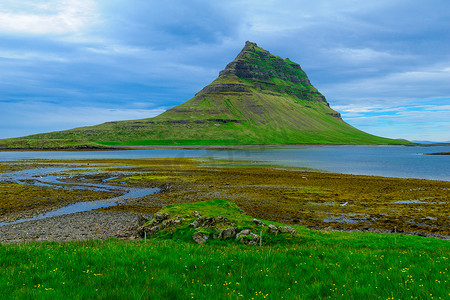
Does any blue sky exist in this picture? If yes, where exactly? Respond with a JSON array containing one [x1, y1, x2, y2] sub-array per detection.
[[0, 0, 449, 142]]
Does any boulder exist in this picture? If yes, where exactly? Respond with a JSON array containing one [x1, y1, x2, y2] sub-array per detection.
[[154, 212, 170, 222], [161, 219, 177, 228], [279, 226, 296, 235], [236, 229, 252, 236], [267, 224, 279, 234], [216, 216, 230, 222], [218, 227, 237, 240], [139, 225, 160, 237], [189, 219, 200, 228], [189, 216, 219, 229], [236, 229, 260, 245], [192, 232, 209, 244], [202, 217, 218, 227], [253, 218, 266, 226], [137, 214, 149, 227]]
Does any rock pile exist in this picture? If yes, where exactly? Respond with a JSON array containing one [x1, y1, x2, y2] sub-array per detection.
[[137, 211, 297, 245]]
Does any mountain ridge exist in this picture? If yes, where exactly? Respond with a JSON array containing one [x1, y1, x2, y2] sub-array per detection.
[[0, 41, 411, 149]]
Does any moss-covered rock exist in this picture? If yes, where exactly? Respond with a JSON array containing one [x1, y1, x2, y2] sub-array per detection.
[[137, 199, 298, 245]]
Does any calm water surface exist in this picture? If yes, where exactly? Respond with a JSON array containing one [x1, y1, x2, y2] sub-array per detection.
[[0, 145, 449, 181]]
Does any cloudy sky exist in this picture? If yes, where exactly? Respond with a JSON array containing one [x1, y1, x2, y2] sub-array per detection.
[[1, 0, 449, 142]]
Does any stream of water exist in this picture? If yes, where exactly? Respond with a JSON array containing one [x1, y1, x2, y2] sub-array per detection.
[[0, 166, 159, 226]]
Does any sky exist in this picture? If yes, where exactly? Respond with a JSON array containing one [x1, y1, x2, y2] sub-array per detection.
[[0, 0, 449, 142]]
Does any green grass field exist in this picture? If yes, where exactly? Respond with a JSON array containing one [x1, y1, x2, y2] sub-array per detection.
[[1, 200, 448, 299]]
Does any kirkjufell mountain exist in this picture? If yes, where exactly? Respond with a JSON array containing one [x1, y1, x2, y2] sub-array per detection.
[[1, 42, 409, 149]]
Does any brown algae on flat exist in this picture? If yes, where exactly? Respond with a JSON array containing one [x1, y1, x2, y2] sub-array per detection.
[[0, 158, 449, 236]]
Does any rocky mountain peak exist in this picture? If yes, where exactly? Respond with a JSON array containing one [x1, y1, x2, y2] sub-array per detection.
[[214, 41, 326, 102]]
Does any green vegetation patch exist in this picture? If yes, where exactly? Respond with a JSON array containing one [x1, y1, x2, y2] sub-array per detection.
[[159, 199, 244, 219]]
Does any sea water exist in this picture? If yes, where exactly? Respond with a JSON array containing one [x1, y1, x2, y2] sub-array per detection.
[[0, 145, 449, 181]]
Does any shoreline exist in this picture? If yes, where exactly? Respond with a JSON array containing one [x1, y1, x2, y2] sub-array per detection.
[[7, 143, 450, 152], [4, 143, 449, 152]]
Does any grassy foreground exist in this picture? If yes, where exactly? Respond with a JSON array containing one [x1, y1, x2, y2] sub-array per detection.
[[1, 200, 449, 299]]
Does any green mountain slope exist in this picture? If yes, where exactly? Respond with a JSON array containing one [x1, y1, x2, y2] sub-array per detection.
[[0, 42, 410, 149]]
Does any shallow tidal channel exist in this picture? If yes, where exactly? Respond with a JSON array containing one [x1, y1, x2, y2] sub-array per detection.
[[0, 163, 159, 226]]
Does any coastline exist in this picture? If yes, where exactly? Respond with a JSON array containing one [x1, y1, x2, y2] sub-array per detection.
[[0, 143, 433, 152]]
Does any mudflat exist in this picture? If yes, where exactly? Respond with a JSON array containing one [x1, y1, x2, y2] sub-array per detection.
[[0, 211, 142, 243], [1, 158, 449, 241]]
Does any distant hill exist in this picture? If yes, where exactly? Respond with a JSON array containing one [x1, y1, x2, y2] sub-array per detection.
[[0, 41, 411, 149]]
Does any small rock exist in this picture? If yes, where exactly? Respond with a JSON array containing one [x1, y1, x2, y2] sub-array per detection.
[[267, 224, 279, 234], [141, 225, 160, 237], [218, 227, 237, 240], [154, 212, 170, 222], [189, 220, 199, 228], [192, 232, 208, 244], [137, 214, 149, 227], [193, 211, 201, 218], [189, 217, 220, 229], [253, 218, 266, 226], [236, 230, 260, 245], [161, 219, 176, 228], [279, 226, 296, 235], [204, 217, 217, 227], [236, 229, 252, 237], [216, 216, 229, 222], [146, 219, 158, 227], [247, 232, 261, 245]]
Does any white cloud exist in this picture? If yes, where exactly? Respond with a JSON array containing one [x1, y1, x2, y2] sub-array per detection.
[[0, 0, 98, 35], [0, 50, 68, 62], [326, 47, 413, 64], [339, 102, 450, 142], [83, 44, 143, 55], [423, 104, 450, 111], [323, 61, 450, 106]]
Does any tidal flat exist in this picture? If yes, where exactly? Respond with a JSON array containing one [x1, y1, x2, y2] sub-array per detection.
[[1, 158, 449, 239]]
